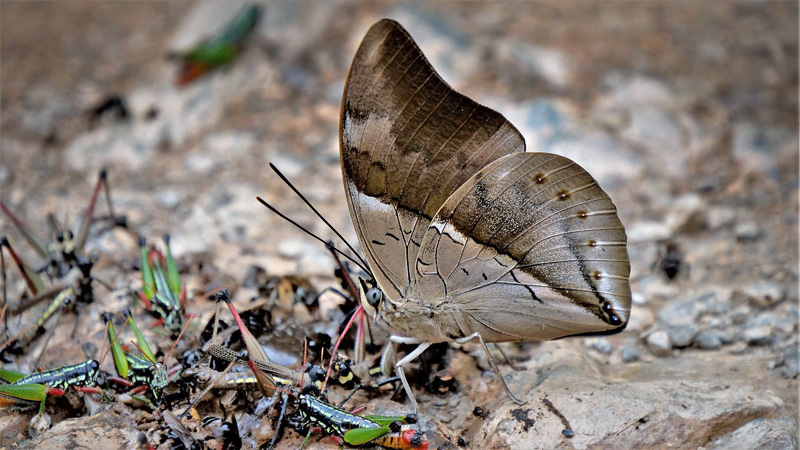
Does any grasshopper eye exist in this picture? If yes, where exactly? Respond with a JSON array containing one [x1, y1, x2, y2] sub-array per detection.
[[365, 287, 382, 308]]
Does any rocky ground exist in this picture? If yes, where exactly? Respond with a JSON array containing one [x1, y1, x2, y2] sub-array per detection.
[[1, 2, 798, 449]]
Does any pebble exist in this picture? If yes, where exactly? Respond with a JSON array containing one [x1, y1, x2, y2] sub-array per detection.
[[774, 317, 797, 335], [183, 153, 216, 173], [433, 397, 448, 407], [627, 306, 655, 333], [621, 347, 641, 363], [29, 413, 51, 438], [666, 193, 707, 234], [0, 165, 10, 185], [657, 293, 711, 327], [781, 345, 799, 378], [745, 313, 779, 330], [590, 338, 613, 355], [627, 221, 671, 243], [647, 331, 672, 356], [695, 332, 722, 350], [436, 410, 454, 423], [729, 342, 748, 354], [631, 291, 648, 306], [706, 207, 736, 230], [717, 331, 737, 345], [742, 326, 772, 345], [740, 282, 787, 308], [667, 325, 699, 348], [155, 190, 182, 210], [730, 305, 752, 325], [735, 222, 760, 241]]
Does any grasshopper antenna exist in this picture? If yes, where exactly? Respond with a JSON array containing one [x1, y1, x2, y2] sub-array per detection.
[[261, 163, 372, 276]]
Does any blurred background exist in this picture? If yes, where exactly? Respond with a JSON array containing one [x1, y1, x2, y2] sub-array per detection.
[[1, 1, 797, 448]]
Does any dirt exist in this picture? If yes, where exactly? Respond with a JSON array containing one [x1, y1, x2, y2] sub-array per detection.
[[1, 2, 797, 449]]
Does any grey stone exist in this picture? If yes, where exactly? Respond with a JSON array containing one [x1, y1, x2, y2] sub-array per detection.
[[706, 418, 798, 450], [696, 332, 722, 350], [717, 330, 737, 345], [596, 75, 676, 108], [781, 345, 799, 378], [626, 221, 671, 244], [495, 40, 574, 88], [155, 190, 182, 210], [746, 313, 780, 329], [743, 326, 773, 346], [658, 292, 717, 327], [741, 282, 787, 308], [623, 106, 685, 159], [706, 207, 736, 230], [0, 165, 11, 185], [183, 153, 216, 173], [474, 348, 788, 449], [590, 338, 613, 355], [647, 331, 672, 356], [621, 347, 641, 363], [774, 317, 798, 335], [668, 325, 699, 348], [735, 221, 761, 241], [666, 193, 707, 234], [732, 122, 797, 176], [730, 305, 752, 324]]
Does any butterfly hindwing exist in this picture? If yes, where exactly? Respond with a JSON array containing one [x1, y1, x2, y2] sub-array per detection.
[[415, 152, 631, 341]]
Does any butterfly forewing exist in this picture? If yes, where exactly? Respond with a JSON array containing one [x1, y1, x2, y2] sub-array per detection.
[[341, 19, 525, 302], [416, 152, 631, 341]]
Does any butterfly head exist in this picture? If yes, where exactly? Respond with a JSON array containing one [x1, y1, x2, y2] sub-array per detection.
[[357, 276, 384, 321]]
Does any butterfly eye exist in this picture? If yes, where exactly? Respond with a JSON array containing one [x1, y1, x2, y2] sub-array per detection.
[[365, 287, 382, 308], [56, 231, 65, 242]]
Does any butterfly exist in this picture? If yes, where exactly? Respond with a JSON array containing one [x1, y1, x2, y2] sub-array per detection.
[[339, 19, 631, 409]]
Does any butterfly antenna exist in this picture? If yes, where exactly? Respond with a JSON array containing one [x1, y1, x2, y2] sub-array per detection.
[[256, 196, 371, 276], [267, 163, 372, 274], [0, 241, 6, 329]]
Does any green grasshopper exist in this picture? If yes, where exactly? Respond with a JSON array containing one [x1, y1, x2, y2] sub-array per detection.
[[0, 359, 101, 413], [210, 289, 423, 449], [102, 311, 178, 404], [172, 4, 261, 86], [293, 390, 421, 447], [135, 235, 187, 337]]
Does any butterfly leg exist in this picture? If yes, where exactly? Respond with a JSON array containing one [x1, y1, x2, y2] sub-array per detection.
[[492, 342, 524, 371], [456, 332, 524, 405], [389, 336, 430, 414]]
